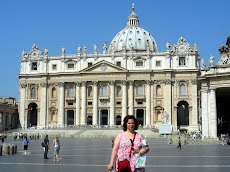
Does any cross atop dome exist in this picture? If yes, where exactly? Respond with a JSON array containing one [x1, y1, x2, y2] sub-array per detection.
[[127, 4, 139, 26]]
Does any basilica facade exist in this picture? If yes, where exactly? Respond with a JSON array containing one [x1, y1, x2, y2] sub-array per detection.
[[18, 7, 200, 132]]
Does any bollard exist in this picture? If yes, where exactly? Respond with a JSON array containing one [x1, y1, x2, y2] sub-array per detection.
[[3, 144, 9, 155], [9, 144, 14, 155], [13, 144, 17, 154], [0, 145, 2, 156]]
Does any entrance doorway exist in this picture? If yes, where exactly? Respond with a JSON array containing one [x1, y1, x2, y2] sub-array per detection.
[[28, 103, 37, 127], [87, 115, 92, 125], [216, 88, 230, 135], [67, 110, 74, 125], [101, 110, 108, 125], [136, 109, 144, 126], [177, 101, 189, 128]]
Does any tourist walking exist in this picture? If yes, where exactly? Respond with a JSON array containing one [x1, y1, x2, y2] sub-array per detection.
[[177, 137, 181, 149], [44, 135, 49, 159], [108, 115, 149, 172], [51, 136, 60, 162], [23, 137, 29, 154], [111, 137, 115, 148]]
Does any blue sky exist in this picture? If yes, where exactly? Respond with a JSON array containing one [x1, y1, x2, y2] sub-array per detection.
[[0, 0, 229, 100]]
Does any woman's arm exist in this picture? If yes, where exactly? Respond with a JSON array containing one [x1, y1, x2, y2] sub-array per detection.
[[108, 133, 121, 171]]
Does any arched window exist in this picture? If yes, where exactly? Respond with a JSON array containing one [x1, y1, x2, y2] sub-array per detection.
[[52, 87, 56, 98], [117, 86, 121, 97], [88, 86, 93, 97], [68, 86, 74, 97], [180, 84, 186, 96], [31, 87, 36, 98], [156, 85, 161, 96], [136, 60, 144, 67], [137, 84, 143, 96], [102, 84, 107, 96]]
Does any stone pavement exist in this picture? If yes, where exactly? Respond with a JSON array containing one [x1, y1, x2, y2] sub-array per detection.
[[1, 136, 230, 172]]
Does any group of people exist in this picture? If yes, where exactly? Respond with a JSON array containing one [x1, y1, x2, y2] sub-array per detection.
[[22, 134, 60, 162]]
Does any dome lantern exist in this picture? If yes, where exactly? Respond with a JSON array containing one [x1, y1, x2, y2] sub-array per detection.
[[127, 4, 139, 26]]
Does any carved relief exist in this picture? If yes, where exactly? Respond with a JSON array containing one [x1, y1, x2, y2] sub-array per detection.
[[191, 79, 197, 85], [40, 82, 48, 87], [20, 83, 27, 88]]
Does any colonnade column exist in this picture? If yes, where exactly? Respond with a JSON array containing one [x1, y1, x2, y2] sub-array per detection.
[[201, 89, 208, 138], [109, 81, 115, 126], [191, 79, 198, 130], [40, 83, 47, 128], [81, 81, 87, 125], [75, 82, 80, 125], [129, 81, 134, 116], [209, 88, 217, 138], [122, 80, 127, 124], [19, 84, 27, 129], [93, 81, 98, 125], [58, 82, 65, 127], [146, 80, 151, 126]]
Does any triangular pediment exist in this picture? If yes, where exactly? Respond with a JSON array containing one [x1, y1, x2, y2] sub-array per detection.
[[80, 60, 128, 73]]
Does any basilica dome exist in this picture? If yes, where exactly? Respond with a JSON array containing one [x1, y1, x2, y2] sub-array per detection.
[[108, 6, 158, 53]]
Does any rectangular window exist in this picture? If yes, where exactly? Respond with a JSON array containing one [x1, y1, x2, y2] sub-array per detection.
[[116, 61, 121, 67], [68, 102, 73, 105], [117, 101, 121, 105], [68, 87, 74, 97], [156, 61, 161, 67], [31, 62, 37, 70], [117, 86, 121, 97], [88, 63, 93, 67], [136, 61, 143, 67], [31, 88, 36, 98], [138, 102, 143, 104], [68, 63, 74, 69], [137, 85, 143, 96], [179, 57, 186, 66], [88, 102, 92, 105], [102, 85, 107, 96], [52, 64, 57, 70]]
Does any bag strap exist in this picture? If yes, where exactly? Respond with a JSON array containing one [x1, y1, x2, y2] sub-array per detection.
[[129, 133, 136, 158]]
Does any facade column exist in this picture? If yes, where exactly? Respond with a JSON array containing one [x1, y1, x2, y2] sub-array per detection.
[[40, 83, 48, 129], [164, 79, 172, 124], [81, 81, 87, 125], [109, 81, 115, 126], [75, 82, 80, 125], [191, 79, 198, 130], [209, 88, 217, 138], [134, 109, 137, 118], [58, 82, 65, 127], [108, 109, 110, 125], [19, 84, 27, 129], [129, 81, 134, 116], [98, 109, 101, 125], [146, 80, 151, 126], [74, 110, 76, 125], [122, 80, 127, 124], [201, 89, 208, 138], [93, 81, 98, 125]]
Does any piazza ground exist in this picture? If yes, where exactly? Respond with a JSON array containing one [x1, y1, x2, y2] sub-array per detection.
[[1, 136, 230, 172]]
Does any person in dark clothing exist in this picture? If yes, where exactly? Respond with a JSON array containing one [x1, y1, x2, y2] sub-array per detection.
[[44, 135, 49, 159], [177, 137, 181, 149]]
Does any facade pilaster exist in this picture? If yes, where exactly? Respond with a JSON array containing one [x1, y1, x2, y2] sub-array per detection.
[[75, 82, 81, 125], [93, 81, 98, 125], [146, 80, 151, 126], [128, 81, 134, 116], [164, 79, 172, 124], [19, 84, 27, 129], [122, 80, 127, 124], [201, 89, 208, 138], [40, 82, 48, 128], [58, 82, 65, 127], [209, 88, 217, 138], [81, 81, 87, 125], [109, 81, 115, 126]]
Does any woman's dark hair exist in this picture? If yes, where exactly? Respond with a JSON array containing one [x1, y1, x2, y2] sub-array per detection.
[[123, 115, 139, 131]]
